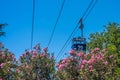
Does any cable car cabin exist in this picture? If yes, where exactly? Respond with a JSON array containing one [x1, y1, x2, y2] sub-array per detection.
[[72, 37, 86, 52]]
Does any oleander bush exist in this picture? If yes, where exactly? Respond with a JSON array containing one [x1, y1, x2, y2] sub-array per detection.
[[56, 48, 120, 80], [0, 43, 18, 80], [0, 42, 120, 80], [0, 43, 56, 80], [17, 44, 56, 80]]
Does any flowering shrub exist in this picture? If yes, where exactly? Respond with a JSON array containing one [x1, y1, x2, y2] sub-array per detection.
[[17, 44, 56, 80], [0, 46, 18, 80], [0, 42, 120, 80], [56, 48, 119, 80], [0, 43, 56, 80]]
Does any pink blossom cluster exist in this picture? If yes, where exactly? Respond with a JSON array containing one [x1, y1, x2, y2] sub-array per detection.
[[69, 50, 76, 55], [91, 48, 100, 53], [56, 58, 70, 70], [57, 48, 113, 73], [16, 46, 55, 80], [0, 78, 3, 80], [0, 63, 5, 68], [0, 47, 18, 80], [0, 51, 15, 61], [79, 53, 110, 72], [76, 52, 83, 58], [19, 49, 49, 62]]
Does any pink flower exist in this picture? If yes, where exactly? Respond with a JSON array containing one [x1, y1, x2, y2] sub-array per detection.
[[102, 49, 106, 53], [31, 54, 36, 59], [62, 58, 70, 64], [91, 50, 94, 54], [70, 56, 74, 61], [32, 50, 37, 55], [26, 65, 31, 69], [77, 52, 83, 58], [0, 78, 3, 80], [40, 53, 46, 57], [87, 58, 96, 64], [91, 54, 95, 58], [80, 65, 84, 69], [62, 60, 66, 64], [55, 64, 59, 67], [58, 64, 65, 70], [84, 54, 88, 57], [109, 55, 113, 58], [96, 55, 101, 60], [101, 53, 105, 57], [0, 63, 5, 67], [88, 65, 93, 72], [87, 59, 92, 64], [69, 50, 76, 55], [94, 48, 100, 51], [104, 61, 108, 65], [82, 60, 87, 65], [91, 48, 100, 53], [16, 68, 20, 73], [95, 54, 103, 61]]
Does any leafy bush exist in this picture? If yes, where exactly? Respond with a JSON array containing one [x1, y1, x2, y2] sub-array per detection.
[[0, 43, 18, 80], [0, 42, 120, 80], [56, 48, 119, 80]]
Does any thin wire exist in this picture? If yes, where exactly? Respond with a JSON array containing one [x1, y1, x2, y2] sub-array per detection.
[[83, 0, 98, 22], [56, 0, 97, 60], [31, 0, 36, 49], [81, 0, 95, 19], [58, 28, 80, 60], [56, 23, 79, 59], [47, 0, 66, 47]]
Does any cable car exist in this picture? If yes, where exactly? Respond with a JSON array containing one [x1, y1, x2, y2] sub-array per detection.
[[71, 18, 86, 52], [72, 37, 86, 52]]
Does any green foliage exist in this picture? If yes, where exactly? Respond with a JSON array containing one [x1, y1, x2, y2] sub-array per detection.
[[87, 22, 120, 53], [0, 23, 7, 37], [87, 22, 120, 77], [0, 47, 18, 80]]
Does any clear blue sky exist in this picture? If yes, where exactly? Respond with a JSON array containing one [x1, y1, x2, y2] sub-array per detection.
[[0, 0, 120, 60]]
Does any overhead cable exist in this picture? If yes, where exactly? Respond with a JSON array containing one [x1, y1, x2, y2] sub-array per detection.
[[31, 0, 36, 49], [56, 23, 79, 59], [83, 0, 98, 22], [47, 0, 66, 47]]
